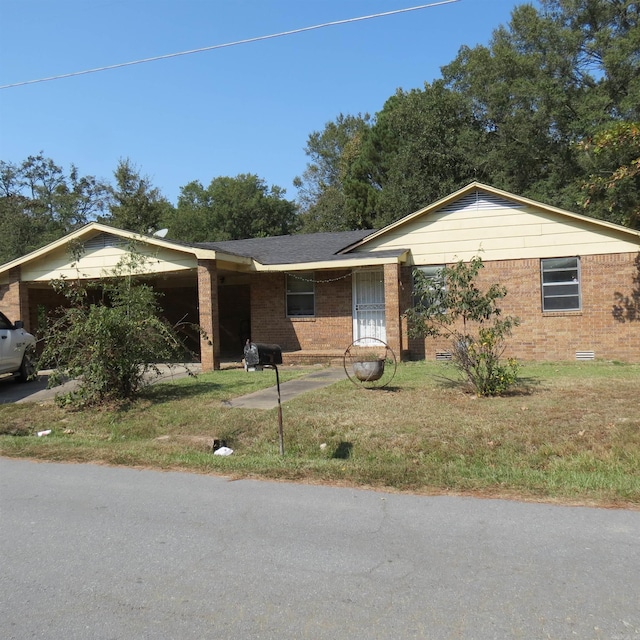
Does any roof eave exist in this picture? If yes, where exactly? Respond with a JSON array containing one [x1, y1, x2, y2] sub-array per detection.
[[251, 251, 409, 272]]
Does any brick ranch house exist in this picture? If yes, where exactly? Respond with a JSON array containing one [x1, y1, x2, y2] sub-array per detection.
[[1, 182, 639, 370]]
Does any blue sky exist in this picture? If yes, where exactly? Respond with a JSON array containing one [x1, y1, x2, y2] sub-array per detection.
[[0, 0, 532, 206]]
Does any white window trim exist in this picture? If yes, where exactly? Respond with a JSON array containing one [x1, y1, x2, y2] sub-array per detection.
[[541, 257, 581, 312], [286, 272, 315, 318]]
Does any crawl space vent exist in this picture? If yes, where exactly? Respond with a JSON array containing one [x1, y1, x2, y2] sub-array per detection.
[[435, 351, 453, 361], [575, 351, 595, 361]]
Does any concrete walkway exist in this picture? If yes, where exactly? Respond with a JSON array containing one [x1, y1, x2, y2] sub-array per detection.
[[225, 366, 347, 409]]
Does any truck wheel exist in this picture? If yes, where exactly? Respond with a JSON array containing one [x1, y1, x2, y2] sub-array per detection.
[[16, 348, 36, 383]]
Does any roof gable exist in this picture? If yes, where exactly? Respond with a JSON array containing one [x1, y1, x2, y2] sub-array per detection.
[[343, 182, 640, 263]]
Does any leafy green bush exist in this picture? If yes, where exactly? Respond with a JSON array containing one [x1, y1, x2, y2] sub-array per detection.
[[406, 256, 520, 396], [39, 248, 194, 407]]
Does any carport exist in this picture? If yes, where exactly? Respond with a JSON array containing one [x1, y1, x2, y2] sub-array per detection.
[[0, 223, 252, 371]]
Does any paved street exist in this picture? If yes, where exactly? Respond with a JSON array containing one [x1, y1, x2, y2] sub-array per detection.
[[1, 458, 639, 639]]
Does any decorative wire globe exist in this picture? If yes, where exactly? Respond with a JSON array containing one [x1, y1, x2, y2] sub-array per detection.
[[343, 337, 397, 389]]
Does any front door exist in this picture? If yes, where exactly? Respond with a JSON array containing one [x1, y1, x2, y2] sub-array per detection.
[[352, 268, 386, 344]]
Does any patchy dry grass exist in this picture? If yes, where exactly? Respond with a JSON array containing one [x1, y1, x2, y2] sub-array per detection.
[[1, 361, 639, 507]]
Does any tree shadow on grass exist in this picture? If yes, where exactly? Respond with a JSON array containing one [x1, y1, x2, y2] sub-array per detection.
[[140, 380, 222, 404]]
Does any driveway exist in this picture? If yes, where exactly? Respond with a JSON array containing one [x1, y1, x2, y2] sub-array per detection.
[[0, 364, 201, 404], [1, 458, 638, 639], [0, 364, 344, 407]]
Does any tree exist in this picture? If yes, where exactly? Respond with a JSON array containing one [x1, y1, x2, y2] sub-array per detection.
[[405, 257, 520, 396], [165, 174, 298, 242], [441, 0, 639, 209], [103, 159, 174, 234], [441, 4, 587, 208], [328, 0, 638, 228], [578, 121, 640, 229], [344, 82, 483, 228], [38, 248, 193, 407], [294, 113, 371, 232], [0, 154, 110, 264]]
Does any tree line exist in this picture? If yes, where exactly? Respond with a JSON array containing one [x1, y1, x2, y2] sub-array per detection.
[[0, 155, 299, 264], [1, 0, 639, 265], [296, 0, 639, 232]]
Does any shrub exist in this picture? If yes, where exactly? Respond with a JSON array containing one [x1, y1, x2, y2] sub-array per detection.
[[405, 256, 520, 396], [39, 247, 194, 407]]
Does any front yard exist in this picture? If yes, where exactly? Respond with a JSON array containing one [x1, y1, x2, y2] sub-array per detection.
[[1, 361, 638, 507]]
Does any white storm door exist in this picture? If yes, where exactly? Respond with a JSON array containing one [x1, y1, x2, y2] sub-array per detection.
[[352, 268, 386, 343]]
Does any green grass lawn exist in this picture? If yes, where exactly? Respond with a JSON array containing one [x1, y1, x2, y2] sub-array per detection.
[[1, 361, 639, 508]]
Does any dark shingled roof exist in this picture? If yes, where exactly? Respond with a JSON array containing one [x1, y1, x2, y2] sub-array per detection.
[[189, 229, 379, 265]]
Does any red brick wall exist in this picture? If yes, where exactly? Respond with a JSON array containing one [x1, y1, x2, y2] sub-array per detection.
[[250, 270, 353, 350], [0, 268, 29, 328], [405, 252, 640, 362], [197, 260, 220, 371], [384, 263, 403, 357], [9, 251, 638, 365]]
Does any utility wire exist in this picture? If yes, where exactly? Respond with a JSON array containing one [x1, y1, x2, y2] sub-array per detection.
[[0, 0, 460, 90]]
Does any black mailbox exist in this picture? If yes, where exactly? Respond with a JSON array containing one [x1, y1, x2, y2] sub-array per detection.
[[244, 342, 283, 367]]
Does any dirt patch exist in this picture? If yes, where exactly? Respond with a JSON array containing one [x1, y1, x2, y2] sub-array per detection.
[[155, 434, 214, 451]]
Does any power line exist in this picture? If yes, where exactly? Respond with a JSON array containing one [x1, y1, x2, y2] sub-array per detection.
[[0, 1, 460, 90]]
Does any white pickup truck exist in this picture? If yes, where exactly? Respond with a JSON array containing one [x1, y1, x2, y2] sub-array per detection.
[[0, 311, 36, 382]]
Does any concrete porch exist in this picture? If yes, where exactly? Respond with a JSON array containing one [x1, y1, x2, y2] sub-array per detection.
[[280, 349, 346, 367]]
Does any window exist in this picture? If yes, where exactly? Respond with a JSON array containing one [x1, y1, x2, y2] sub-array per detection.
[[541, 257, 581, 311], [0, 311, 13, 330], [286, 272, 315, 317], [413, 265, 445, 309]]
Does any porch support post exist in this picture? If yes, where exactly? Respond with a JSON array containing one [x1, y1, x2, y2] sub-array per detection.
[[197, 259, 221, 372], [0, 267, 30, 330], [383, 263, 403, 359]]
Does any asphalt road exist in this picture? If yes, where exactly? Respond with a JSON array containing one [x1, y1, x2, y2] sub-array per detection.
[[2, 459, 639, 639]]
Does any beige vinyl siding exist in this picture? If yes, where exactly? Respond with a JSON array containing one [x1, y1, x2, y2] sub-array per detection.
[[21, 243, 197, 281], [355, 204, 640, 264]]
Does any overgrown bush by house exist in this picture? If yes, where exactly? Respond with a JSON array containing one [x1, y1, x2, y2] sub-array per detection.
[[39, 247, 195, 407], [405, 256, 520, 396]]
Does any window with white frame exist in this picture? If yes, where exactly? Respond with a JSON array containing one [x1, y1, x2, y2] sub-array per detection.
[[286, 272, 315, 317], [541, 257, 581, 311], [413, 265, 446, 309]]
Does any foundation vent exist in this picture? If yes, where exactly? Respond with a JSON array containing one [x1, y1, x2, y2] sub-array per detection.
[[576, 351, 595, 361], [435, 351, 453, 361]]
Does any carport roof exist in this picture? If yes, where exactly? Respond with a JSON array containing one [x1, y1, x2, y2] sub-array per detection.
[[0, 225, 410, 281]]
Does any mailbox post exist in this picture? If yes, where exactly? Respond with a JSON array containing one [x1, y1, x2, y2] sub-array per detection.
[[243, 341, 285, 455]]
